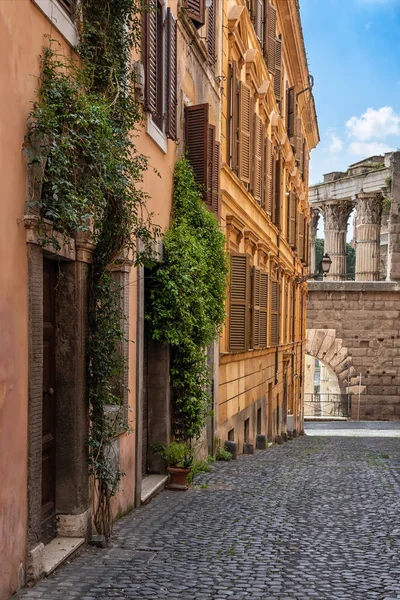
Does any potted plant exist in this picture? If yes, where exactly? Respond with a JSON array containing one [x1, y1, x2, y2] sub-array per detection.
[[154, 442, 193, 491]]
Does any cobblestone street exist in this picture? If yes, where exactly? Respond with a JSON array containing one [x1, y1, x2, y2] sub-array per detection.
[[18, 422, 400, 600]]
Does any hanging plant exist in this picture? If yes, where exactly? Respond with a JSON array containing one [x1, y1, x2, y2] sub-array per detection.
[[146, 157, 228, 441]]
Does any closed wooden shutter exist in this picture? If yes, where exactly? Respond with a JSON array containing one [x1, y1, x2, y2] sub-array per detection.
[[295, 116, 302, 159], [264, 137, 273, 215], [288, 191, 296, 248], [287, 87, 295, 140], [267, 3, 276, 74], [186, 0, 205, 28], [144, 0, 157, 114], [274, 38, 282, 101], [273, 155, 281, 228], [185, 104, 209, 200], [304, 219, 309, 266], [297, 213, 304, 261], [231, 62, 240, 172], [259, 271, 268, 348], [166, 9, 178, 140], [207, 0, 216, 66], [252, 115, 264, 205], [252, 0, 264, 45], [239, 82, 252, 184], [229, 254, 250, 352], [59, 0, 74, 16], [206, 125, 220, 214], [304, 150, 310, 185], [270, 279, 279, 346]]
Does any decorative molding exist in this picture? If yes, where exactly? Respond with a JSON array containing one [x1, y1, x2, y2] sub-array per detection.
[[354, 192, 383, 225], [226, 214, 245, 248], [24, 215, 76, 261], [244, 229, 259, 256], [322, 201, 354, 232]]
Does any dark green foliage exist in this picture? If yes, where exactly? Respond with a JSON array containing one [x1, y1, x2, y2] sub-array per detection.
[[24, 1, 157, 540], [315, 238, 355, 278], [146, 157, 228, 441], [216, 447, 232, 461]]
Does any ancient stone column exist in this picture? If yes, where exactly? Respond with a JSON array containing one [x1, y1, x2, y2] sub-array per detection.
[[310, 209, 320, 275], [322, 202, 353, 281], [354, 192, 383, 281]]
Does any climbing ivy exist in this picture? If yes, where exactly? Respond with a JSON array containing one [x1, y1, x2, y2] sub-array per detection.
[[146, 157, 229, 441], [25, 1, 156, 540]]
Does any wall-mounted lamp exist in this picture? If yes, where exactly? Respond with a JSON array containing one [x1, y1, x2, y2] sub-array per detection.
[[295, 253, 332, 283]]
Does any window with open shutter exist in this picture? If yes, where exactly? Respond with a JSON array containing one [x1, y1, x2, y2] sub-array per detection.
[[295, 116, 302, 159], [59, 0, 74, 16], [166, 9, 178, 140], [144, 0, 157, 115], [304, 219, 309, 266], [212, 141, 221, 215], [206, 125, 220, 215], [288, 191, 296, 248], [228, 62, 240, 172], [297, 213, 304, 261], [274, 38, 282, 101], [185, 104, 209, 200], [270, 279, 279, 346], [259, 271, 268, 347], [287, 87, 295, 140], [239, 82, 252, 184], [273, 155, 281, 228], [267, 3, 276, 74], [207, 0, 216, 67], [252, 115, 264, 205], [229, 254, 250, 353], [186, 0, 205, 28], [264, 137, 273, 215], [252, 0, 264, 46]]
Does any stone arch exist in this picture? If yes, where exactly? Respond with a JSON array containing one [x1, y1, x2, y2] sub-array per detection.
[[306, 329, 365, 396]]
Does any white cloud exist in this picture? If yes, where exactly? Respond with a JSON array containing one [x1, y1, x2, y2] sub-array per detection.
[[346, 107, 400, 141], [329, 133, 344, 154], [348, 141, 393, 156]]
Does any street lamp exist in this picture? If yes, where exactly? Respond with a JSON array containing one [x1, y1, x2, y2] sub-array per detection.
[[295, 252, 332, 283]]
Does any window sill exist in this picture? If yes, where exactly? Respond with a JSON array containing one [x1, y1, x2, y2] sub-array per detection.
[[146, 114, 168, 154], [31, 0, 77, 46]]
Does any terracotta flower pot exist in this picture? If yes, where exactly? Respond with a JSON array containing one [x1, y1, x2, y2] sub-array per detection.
[[167, 466, 191, 491]]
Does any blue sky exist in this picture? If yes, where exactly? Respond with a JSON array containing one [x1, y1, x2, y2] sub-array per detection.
[[299, 0, 400, 185]]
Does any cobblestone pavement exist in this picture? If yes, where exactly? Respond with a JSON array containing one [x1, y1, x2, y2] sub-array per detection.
[[18, 422, 400, 600]]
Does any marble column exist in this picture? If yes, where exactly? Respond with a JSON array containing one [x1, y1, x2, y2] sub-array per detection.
[[354, 192, 383, 281], [322, 202, 354, 281], [310, 208, 320, 275]]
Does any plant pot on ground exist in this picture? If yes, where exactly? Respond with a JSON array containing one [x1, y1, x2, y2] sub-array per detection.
[[153, 442, 193, 491]]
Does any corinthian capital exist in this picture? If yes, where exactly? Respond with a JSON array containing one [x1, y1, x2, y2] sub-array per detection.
[[354, 192, 383, 225], [322, 201, 353, 231], [310, 208, 320, 237]]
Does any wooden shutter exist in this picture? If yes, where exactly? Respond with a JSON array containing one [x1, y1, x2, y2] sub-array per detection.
[[297, 213, 304, 261], [267, 3, 276, 74], [288, 191, 296, 248], [273, 155, 281, 228], [230, 62, 240, 172], [166, 9, 178, 140], [206, 125, 220, 214], [287, 87, 295, 140], [252, 115, 264, 205], [59, 0, 74, 16], [239, 82, 252, 184], [304, 151, 310, 185], [207, 0, 216, 66], [270, 279, 279, 346], [229, 254, 250, 352], [264, 138, 273, 215], [295, 116, 302, 159], [251, 267, 268, 349], [185, 104, 209, 200], [274, 38, 282, 101], [252, 0, 264, 45], [186, 0, 205, 28], [144, 0, 157, 114], [304, 219, 309, 266]]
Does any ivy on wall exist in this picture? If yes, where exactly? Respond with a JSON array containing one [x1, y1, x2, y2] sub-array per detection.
[[146, 157, 228, 441], [25, 1, 156, 540]]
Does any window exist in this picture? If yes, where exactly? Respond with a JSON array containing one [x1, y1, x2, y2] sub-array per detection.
[[297, 213, 305, 262], [229, 254, 250, 353], [272, 154, 281, 228], [184, 104, 220, 214], [207, 0, 217, 67], [286, 87, 296, 140], [58, 0, 73, 16], [31, 0, 77, 45], [251, 267, 268, 349], [270, 278, 279, 346], [186, 0, 205, 28], [143, 2, 178, 142], [288, 191, 296, 249], [239, 81, 252, 185]]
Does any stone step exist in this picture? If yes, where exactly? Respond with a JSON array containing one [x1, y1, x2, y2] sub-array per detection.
[[42, 536, 85, 576], [141, 474, 168, 505]]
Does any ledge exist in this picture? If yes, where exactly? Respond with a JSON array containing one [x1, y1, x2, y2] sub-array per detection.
[[308, 281, 400, 293]]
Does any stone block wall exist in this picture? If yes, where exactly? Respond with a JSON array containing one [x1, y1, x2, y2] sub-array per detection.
[[307, 282, 400, 420]]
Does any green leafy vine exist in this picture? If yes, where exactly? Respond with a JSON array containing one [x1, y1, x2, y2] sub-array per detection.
[[146, 157, 228, 441], [24, 0, 156, 540]]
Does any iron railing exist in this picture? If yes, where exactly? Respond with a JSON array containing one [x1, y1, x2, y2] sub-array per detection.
[[304, 393, 351, 418]]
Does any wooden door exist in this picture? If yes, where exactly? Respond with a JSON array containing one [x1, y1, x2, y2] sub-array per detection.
[[41, 259, 57, 544]]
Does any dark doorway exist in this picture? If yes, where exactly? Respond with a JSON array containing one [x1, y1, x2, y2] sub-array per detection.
[[41, 259, 57, 543]]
